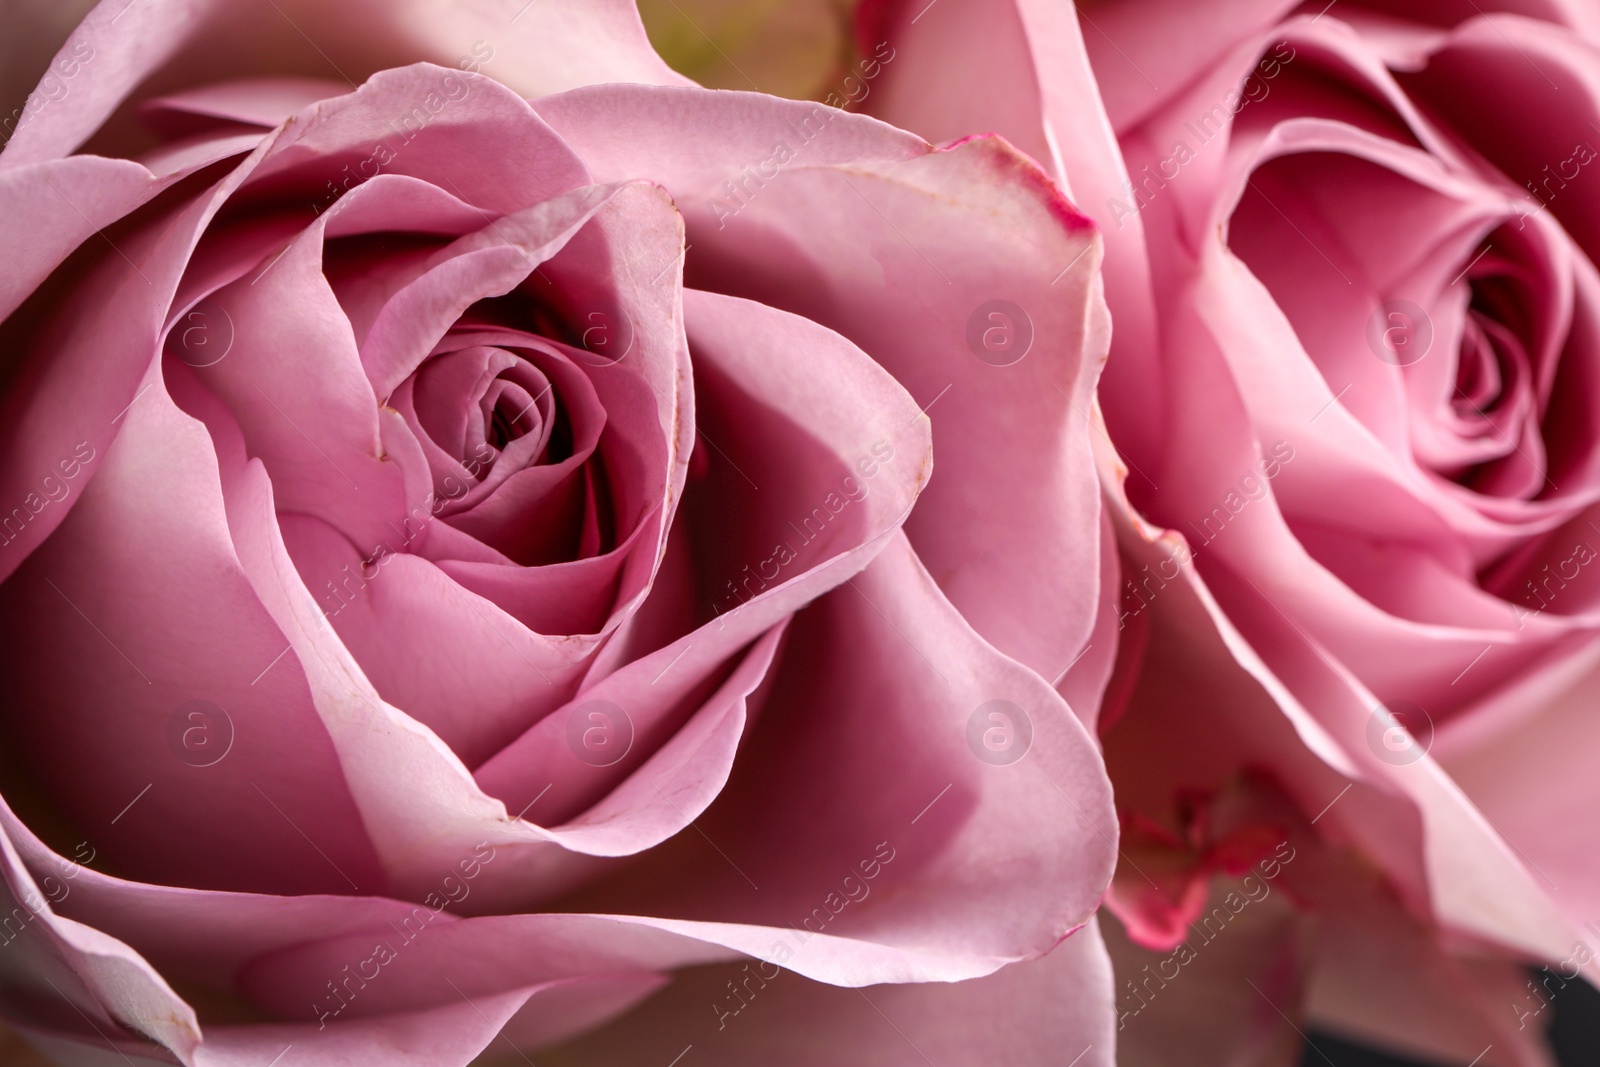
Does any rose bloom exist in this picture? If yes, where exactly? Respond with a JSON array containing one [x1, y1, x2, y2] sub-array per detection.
[[638, 0, 1600, 1063], [1083, 6, 1600, 1063], [0, 1, 1124, 1064]]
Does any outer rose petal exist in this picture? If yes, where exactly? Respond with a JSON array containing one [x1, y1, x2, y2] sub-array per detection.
[[0, 0, 95, 147], [0, 534, 1113, 1061], [182, 989, 539, 1067], [543, 531, 1116, 984], [860, 0, 1059, 170], [0, 819, 200, 1062], [859, 0, 1171, 514], [1302, 896, 1556, 1067], [0, 145, 250, 577], [0, 157, 182, 319], [1, 0, 682, 167], [0, 367, 384, 896], [0, 0, 204, 167], [534, 918, 1117, 1067], [337, 0, 687, 96], [1058, 499, 1126, 730], [1442, 654, 1600, 944]]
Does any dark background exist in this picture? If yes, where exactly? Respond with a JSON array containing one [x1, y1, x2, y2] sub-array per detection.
[[1301, 973, 1600, 1066]]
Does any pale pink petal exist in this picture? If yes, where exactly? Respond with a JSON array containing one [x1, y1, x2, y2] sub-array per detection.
[[539, 918, 1117, 1067], [539, 85, 1112, 683]]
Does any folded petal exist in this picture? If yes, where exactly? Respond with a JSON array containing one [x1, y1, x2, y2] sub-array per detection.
[[539, 85, 1111, 682], [539, 918, 1117, 1067]]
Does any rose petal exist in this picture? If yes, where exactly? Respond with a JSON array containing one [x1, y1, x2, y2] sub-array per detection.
[[473, 289, 933, 859], [539, 532, 1116, 984], [540, 918, 1116, 1067], [0, 802, 199, 1062], [2, 0, 682, 168], [539, 85, 1111, 682], [0, 370, 383, 895]]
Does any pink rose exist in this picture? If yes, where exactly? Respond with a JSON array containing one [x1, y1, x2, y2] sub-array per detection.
[[0, 2, 1121, 1065], [824, 0, 1600, 1062], [1085, 3, 1600, 1064]]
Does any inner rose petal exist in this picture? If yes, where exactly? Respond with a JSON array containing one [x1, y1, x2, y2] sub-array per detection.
[[409, 346, 561, 485], [482, 376, 552, 456], [386, 331, 614, 566], [1229, 147, 1570, 505], [1451, 314, 1506, 419]]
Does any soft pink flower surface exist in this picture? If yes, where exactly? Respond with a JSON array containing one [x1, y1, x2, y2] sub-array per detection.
[[0, 2, 1120, 1064], [855, 0, 1600, 1063]]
